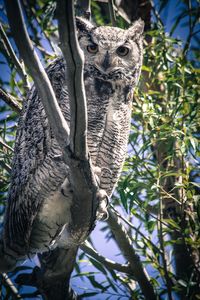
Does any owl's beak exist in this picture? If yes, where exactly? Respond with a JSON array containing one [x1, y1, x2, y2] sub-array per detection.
[[101, 51, 111, 72]]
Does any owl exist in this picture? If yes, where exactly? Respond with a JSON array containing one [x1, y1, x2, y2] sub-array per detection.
[[0, 17, 144, 272]]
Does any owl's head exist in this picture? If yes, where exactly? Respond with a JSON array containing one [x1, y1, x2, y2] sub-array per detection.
[[76, 17, 144, 85]]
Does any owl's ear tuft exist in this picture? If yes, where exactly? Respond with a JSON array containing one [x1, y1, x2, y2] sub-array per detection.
[[127, 19, 144, 40], [76, 17, 94, 34]]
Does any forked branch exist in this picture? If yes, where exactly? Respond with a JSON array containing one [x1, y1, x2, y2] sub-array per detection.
[[107, 208, 156, 299], [4, 0, 99, 298], [0, 88, 22, 113], [57, 0, 99, 244], [0, 23, 30, 90], [81, 241, 132, 273], [57, 0, 87, 159], [5, 0, 70, 152]]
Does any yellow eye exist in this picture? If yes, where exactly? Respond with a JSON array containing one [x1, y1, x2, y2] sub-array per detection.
[[87, 44, 98, 54], [116, 46, 129, 56]]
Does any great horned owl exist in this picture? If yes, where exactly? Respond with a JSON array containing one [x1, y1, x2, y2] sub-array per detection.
[[0, 17, 144, 272]]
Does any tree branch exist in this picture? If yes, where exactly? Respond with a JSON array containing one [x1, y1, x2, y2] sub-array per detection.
[[76, 0, 91, 19], [16, 247, 79, 300], [3, 0, 102, 250], [0, 87, 22, 113], [95, 0, 131, 24], [57, 0, 100, 245], [57, 0, 87, 159], [110, 205, 162, 255], [157, 197, 173, 300], [0, 161, 11, 173], [5, 0, 99, 251], [113, 4, 131, 24], [5, 0, 70, 152], [107, 208, 156, 299], [108, 0, 116, 26], [0, 137, 14, 152], [4, 0, 101, 298], [21, 1, 55, 55], [0, 23, 30, 90], [81, 241, 132, 274], [1, 273, 22, 299]]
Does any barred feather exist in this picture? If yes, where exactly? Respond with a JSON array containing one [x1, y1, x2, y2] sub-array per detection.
[[1, 18, 143, 262]]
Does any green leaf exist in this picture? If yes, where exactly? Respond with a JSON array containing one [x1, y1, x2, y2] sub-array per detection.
[[88, 275, 104, 289], [89, 258, 107, 275], [80, 292, 99, 298]]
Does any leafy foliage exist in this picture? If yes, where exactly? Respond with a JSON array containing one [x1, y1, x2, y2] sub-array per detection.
[[116, 4, 200, 298]]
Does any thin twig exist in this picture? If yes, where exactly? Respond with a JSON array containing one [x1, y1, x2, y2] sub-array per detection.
[[1, 273, 22, 299], [76, 0, 91, 19], [130, 141, 155, 178], [19, 1, 53, 60], [94, 0, 131, 24], [157, 178, 173, 300], [33, 41, 54, 57], [0, 23, 30, 90], [133, 198, 181, 232], [158, 185, 182, 205], [81, 241, 132, 274], [22, 1, 55, 54], [113, 4, 131, 25], [183, 3, 198, 55], [0, 137, 14, 152], [0, 161, 12, 173], [110, 204, 162, 255], [108, 0, 116, 26], [0, 87, 22, 113], [150, 0, 164, 27], [107, 208, 156, 299]]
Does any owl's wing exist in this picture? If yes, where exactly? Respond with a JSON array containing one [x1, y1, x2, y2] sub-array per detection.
[[4, 58, 70, 255]]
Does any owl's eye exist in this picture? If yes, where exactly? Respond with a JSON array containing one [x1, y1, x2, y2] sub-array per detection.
[[116, 46, 129, 56], [87, 44, 98, 54]]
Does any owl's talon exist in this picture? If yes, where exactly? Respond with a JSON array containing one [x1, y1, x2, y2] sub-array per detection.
[[96, 189, 109, 220], [93, 166, 101, 185], [100, 211, 109, 221]]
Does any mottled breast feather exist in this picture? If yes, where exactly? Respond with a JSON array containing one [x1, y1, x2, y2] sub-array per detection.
[[3, 18, 144, 255], [4, 60, 70, 254]]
